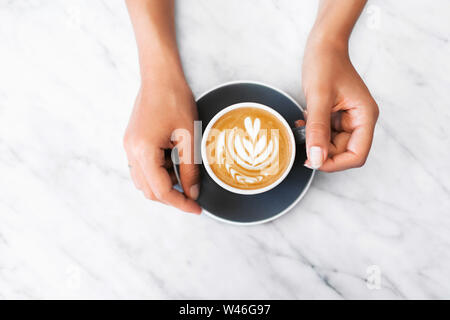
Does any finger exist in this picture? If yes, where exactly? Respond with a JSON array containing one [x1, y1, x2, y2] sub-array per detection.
[[330, 111, 343, 132], [302, 113, 342, 165], [305, 95, 333, 169], [135, 164, 157, 200], [128, 162, 143, 190], [125, 145, 142, 189], [142, 185, 157, 201], [168, 169, 179, 185], [172, 127, 200, 201], [319, 124, 375, 172], [130, 162, 158, 200], [150, 166, 201, 213], [126, 148, 157, 200], [139, 147, 201, 214], [328, 131, 351, 157], [179, 163, 200, 200]]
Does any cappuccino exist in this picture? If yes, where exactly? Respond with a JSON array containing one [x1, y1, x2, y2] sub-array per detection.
[[204, 106, 293, 191]]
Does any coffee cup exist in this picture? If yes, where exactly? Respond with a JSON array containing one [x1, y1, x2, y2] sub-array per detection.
[[201, 102, 305, 195]]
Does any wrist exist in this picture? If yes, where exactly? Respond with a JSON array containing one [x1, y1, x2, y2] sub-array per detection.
[[308, 0, 366, 53], [139, 49, 187, 89], [307, 27, 349, 54], [139, 65, 191, 102]]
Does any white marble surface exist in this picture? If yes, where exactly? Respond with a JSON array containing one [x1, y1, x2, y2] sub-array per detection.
[[0, 0, 449, 299]]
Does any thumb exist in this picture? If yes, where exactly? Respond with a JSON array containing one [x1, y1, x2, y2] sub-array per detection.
[[172, 127, 200, 200], [179, 161, 200, 200], [305, 96, 332, 169]]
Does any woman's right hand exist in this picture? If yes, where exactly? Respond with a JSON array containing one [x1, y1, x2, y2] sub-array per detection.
[[123, 76, 202, 214]]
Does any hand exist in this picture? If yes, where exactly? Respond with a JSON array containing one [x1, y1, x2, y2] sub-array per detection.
[[299, 41, 379, 172], [123, 78, 201, 214]]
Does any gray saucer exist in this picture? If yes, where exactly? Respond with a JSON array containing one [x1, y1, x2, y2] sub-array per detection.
[[196, 81, 314, 225]]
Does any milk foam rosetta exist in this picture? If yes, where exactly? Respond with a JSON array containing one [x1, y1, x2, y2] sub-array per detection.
[[205, 107, 292, 190]]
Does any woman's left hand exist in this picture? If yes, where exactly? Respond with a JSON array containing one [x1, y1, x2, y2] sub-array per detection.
[[299, 40, 379, 172]]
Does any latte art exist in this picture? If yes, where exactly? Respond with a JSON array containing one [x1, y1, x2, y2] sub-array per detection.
[[216, 118, 280, 184], [205, 107, 292, 190]]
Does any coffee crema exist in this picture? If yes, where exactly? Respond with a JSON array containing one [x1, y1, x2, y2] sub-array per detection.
[[205, 107, 292, 190]]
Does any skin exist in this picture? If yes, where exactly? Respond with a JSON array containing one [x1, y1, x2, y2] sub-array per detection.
[[124, 0, 379, 213], [124, 0, 201, 214], [298, 0, 379, 171]]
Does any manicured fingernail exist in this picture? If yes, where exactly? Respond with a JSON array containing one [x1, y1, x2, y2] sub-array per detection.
[[304, 163, 313, 169], [190, 184, 200, 200], [309, 146, 323, 169], [295, 120, 303, 127]]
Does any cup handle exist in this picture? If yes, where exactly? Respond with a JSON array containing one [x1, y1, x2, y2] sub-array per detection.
[[292, 125, 306, 145], [171, 147, 184, 193]]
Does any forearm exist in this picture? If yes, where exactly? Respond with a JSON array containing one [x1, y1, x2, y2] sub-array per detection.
[[125, 0, 185, 85], [301, 1, 378, 172], [308, 0, 367, 50]]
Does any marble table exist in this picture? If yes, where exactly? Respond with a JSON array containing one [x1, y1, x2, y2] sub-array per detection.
[[0, 0, 449, 299]]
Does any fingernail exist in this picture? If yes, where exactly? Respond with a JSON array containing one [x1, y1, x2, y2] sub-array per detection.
[[304, 163, 313, 169], [309, 146, 323, 169], [190, 184, 200, 200], [294, 120, 302, 127]]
